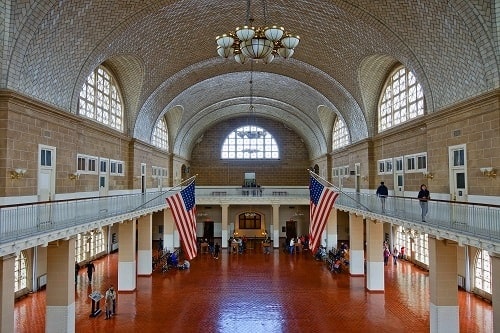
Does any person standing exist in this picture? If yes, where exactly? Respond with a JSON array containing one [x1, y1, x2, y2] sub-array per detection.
[[418, 184, 430, 221], [383, 246, 390, 266], [214, 242, 220, 259], [104, 285, 116, 319], [74, 262, 80, 285], [392, 246, 399, 265], [86, 261, 96, 283], [376, 181, 389, 213]]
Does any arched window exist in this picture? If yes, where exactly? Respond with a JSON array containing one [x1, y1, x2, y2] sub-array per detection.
[[79, 66, 124, 131], [332, 117, 349, 150], [152, 117, 168, 151], [221, 125, 279, 159], [475, 250, 491, 294], [378, 66, 424, 132], [15, 251, 27, 292]]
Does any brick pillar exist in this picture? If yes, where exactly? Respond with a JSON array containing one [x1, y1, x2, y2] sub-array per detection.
[[118, 219, 136, 291], [272, 204, 280, 248], [366, 219, 384, 291], [0, 254, 15, 333], [326, 208, 338, 250], [137, 214, 152, 276], [429, 236, 458, 333], [46, 239, 75, 333], [349, 213, 364, 276]]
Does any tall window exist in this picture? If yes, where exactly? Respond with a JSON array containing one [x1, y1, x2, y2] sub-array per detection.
[[152, 117, 168, 151], [332, 117, 349, 150], [15, 251, 27, 292], [79, 66, 124, 131], [221, 125, 279, 159], [475, 250, 491, 294], [378, 66, 424, 132], [414, 233, 429, 265]]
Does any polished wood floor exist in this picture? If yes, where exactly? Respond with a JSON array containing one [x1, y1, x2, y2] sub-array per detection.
[[15, 248, 492, 333]]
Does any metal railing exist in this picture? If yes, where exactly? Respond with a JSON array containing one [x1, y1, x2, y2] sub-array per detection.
[[0, 187, 499, 250]]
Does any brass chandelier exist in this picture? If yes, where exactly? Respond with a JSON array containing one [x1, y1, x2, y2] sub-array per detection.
[[215, 0, 300, 64]]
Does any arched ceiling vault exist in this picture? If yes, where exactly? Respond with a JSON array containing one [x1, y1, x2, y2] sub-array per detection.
[[3, 0, 498, 160]]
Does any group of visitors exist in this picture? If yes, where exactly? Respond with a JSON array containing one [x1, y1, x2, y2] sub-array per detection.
[[376, 182, 430, 221]]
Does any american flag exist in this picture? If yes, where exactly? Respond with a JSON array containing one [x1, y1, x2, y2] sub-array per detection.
[[309, 174, 339, 254], [166, 179, 197, 260]]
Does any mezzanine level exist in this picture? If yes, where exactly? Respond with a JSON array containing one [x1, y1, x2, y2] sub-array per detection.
[[0, 186, 499, 256]]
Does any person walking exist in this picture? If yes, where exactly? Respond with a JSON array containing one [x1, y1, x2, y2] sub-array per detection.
[[376, 181, 389, 213], [392, 246, 399, 265], [86, 261, 96, 283], [418, 184, 430, 221], [383, 246, 390, 266]]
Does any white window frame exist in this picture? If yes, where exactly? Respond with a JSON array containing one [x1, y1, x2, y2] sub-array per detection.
[[76, 154, 98, 174], [110, 159, 124, 176], [405, 152, 427, 173], [378, 158, 393, 175]]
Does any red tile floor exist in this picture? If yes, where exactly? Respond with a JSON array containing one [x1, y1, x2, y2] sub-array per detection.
[[15, 248, 492, 333]]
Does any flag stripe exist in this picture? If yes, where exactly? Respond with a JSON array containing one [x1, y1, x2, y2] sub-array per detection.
[[166, 180, 197, 260], [309, 175, 339, 254]]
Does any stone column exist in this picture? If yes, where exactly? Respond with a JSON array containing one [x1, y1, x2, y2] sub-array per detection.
[[46, 238, 75, 333], [118, 219, 136, 291], [326, 208, 338, 250], [221, 204, 229, 248], [366, 219, 384, 291], [429, 237, 459, 333], [490, 252, 500, 333], [272, 204, 280, 248], [0, 254, 16, 333], [137, 214, 152, 276], [349, 213, 364, 276], [162, 208, 175, 252]]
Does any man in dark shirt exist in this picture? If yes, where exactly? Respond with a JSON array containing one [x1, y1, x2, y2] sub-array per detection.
[[376, 181, 389, 213]]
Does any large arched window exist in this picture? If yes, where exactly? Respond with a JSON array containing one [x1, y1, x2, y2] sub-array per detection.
[[332, 117, 349, 150], [152, 117, 168, 151], [15, 251, 27, 292], [378, 66, 424, 132], [221, 125, 279, 159], [475, 250, 491, 294], [79, 65, 124, 131]]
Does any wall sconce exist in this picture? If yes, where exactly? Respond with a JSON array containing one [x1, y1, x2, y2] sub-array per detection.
[[480, 167, 496, 178], [361, 175, 368, 182], [10, 168, 27, 179], [422, 171, 434, 180], [68, 172, 80, 180]]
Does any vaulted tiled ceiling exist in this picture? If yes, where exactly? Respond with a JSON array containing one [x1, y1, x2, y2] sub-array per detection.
[[3, 0, 498, 159]]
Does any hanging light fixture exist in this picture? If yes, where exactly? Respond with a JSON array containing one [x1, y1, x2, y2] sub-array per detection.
[[215, 0, 300, 64]]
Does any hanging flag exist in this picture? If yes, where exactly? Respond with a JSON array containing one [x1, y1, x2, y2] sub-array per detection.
[[166, 179, 197, 260], [309, 174, 339, 254]]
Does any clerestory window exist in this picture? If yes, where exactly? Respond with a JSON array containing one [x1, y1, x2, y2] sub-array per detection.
[[152, 117, 168, 151], [332, 117, 349, 150], [221, 125, 279, 159], [79, 66, 123, 131], [378, 66, 424, 132]]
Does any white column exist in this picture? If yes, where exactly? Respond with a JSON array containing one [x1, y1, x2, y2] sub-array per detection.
[[272, 204, 280, 248], [366, 219, 384, 291], [0, 254, 16, 333], [429, 237, 459, 333], [118, 219, 136, 291], [349, 213, 364, 276], [46, 238, 75, 333], [162, 208, 175, 252], [137, 214, 152, 276], [490, 252, 500, 333], [221, 204, 229, 248], [326, 209, 338, 250]]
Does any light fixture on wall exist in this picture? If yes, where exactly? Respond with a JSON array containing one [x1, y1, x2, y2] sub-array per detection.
[[480, 167, 496, 178], [422, 171, 434, 180], [215, 0, 300, 64], [361, 175, 369, 182], [245, 212, 257, 218], [197, 211, 208, 217], [10, 168, 27, 179], [68, 172, 80, 180]]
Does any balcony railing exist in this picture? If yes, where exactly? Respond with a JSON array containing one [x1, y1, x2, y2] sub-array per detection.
[[0, 186, 499, 256]]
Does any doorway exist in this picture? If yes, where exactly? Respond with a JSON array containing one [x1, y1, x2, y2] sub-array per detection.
[[99, 158, 109, 196], [203, 221, 214, 240], [38, 145, 56, 201], [286, 220, 297, 241]]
